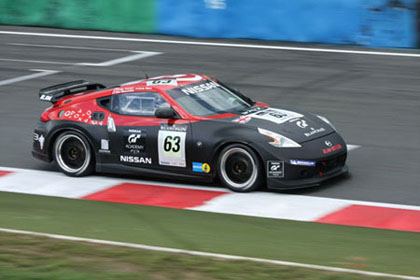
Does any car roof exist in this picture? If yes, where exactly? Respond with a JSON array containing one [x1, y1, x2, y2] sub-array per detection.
[[114, 74, 212, 94]]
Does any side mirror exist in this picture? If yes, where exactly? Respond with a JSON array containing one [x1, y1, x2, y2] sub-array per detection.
[[155, 106, 178, 119]]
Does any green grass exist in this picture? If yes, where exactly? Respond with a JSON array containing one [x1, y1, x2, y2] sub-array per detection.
[[0, 191, 419, 278], [0, 232, 405, 280]]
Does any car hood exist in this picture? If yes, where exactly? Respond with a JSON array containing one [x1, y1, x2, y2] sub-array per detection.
[[226, 107, 335, 143]]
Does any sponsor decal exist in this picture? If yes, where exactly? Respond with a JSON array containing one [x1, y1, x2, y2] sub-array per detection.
[[290, 159, 316, 167], [61, 109, 102, 125], [33, 133, 45, 150], [128, 134, 141, 143], [99, 139, 110, 153], [248, 108, 304, 125], [267, 161, 284, 178], [324, 140, 332, 147], [296, 119, 308, 128], [40, 94, 52, 101], [181, 81, 219, 95], [158, 128, 187, 167], [304, 127, 326, 137], [322, 144, 343, 154], [112, 87, 135, 94], [146, 79, 178, 86], [232, 115, 251, 124], [240, 107, 265, 115], [160, 124, 188, 132], [124, 129, 146, 154], [192, 162, 211, 173], [120, 155, 152, 164]]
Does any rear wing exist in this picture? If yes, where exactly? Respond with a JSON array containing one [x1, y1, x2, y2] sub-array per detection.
[[39, 80, 106, 103]]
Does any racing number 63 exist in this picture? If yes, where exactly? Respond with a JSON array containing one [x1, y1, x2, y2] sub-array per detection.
[[158, 130, 186, 167], [164, 136, 181, 152]]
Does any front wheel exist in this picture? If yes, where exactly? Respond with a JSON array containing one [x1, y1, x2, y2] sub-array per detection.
[[53, 131, 94, 177], [217, 144, 262, 192]]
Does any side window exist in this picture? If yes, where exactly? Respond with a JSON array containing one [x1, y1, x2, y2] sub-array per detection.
[[111, 92, 168, 116]]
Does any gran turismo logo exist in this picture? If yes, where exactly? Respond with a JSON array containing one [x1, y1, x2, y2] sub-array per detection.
[[296, 119, 308, 128], [267, 161, 284, 178], [128, 134, 141, 144], [324, 140, 333, 147], [270, 164, 281, 171]]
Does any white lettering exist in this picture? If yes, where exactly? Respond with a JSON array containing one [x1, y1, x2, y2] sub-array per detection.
[[120, 155, 152, 164], [181, 81, 219, 95], [304, 127, 326, 137]]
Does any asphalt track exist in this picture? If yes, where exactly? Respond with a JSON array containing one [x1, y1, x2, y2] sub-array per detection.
[[0, 26, 419, 205]]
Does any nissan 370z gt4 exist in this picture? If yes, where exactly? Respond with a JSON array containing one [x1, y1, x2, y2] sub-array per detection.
[[32, 74, 348, 192]]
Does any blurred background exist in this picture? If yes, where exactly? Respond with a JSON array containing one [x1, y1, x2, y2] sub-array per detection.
[[0, 0, 418, 48]]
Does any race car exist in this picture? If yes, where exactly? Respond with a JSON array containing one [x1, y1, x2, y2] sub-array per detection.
[[32, 74, 348, 192]]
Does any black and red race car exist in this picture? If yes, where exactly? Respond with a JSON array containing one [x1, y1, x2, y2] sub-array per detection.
[[32, 74, 347, 192]]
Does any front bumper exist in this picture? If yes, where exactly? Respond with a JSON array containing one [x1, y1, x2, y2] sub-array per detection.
[[260, 132, 349, 190], [266, 159, 348, 190]]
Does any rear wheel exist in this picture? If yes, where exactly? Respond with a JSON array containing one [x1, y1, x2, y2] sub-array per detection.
[[53, 131, 94, 177], [217, 144, 262, 192]]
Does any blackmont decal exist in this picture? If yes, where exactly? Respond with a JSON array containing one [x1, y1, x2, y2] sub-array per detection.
[[304, 127, 326, 137]]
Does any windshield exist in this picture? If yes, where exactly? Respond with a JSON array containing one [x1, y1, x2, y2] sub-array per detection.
[[166, 80, 252, 117]]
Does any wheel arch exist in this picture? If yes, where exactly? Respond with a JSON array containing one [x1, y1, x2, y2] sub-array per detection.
[[48, 126, 96, 162], [213, 140, 265, 177]]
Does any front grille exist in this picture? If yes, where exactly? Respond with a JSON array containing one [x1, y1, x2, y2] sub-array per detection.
[[317, 153, 347, 174]]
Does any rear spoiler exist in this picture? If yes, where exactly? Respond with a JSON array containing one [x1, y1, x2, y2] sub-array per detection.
[[39, 80, 106, 103]]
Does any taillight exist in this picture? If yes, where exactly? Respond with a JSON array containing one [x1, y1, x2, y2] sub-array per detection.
[[40, 111, 50, 122], [40, 106, 54, 122]]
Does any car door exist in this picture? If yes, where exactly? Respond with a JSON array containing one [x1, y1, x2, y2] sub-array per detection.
[[106, 91, 192, 174]]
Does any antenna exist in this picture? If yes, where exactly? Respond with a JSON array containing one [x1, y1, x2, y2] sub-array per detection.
[[141, 70, 149, 79]]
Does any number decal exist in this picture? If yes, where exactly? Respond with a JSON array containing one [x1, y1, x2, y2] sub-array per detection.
[[163, 136, 181, 153], [146, 79, 178, 86], [158, 130, 186, 167], [172, 136, 180, 152], [164, 136, 172, 152]]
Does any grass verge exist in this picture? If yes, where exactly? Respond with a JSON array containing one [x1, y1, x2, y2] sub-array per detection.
[[0, 191, 419, 277], [0, 231, 406, 280]]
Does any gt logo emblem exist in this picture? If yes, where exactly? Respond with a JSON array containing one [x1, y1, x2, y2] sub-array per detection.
[[128, 134, 141, 144], [325, 140, 333, 147], [296, 119, 308, 128], [267, 161, 284, 178], [271, 164, 281, 171]]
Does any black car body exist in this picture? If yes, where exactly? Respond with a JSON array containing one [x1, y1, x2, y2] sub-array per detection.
[[33, 74, 348, 192]]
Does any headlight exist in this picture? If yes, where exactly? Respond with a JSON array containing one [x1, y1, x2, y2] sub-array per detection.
[[316, 115, 336, 131], [258, 128, 301, 148]]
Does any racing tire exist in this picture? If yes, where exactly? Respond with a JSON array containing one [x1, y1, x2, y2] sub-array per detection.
[[53, 131, 95, 177], [217, 144, 262, 192]]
